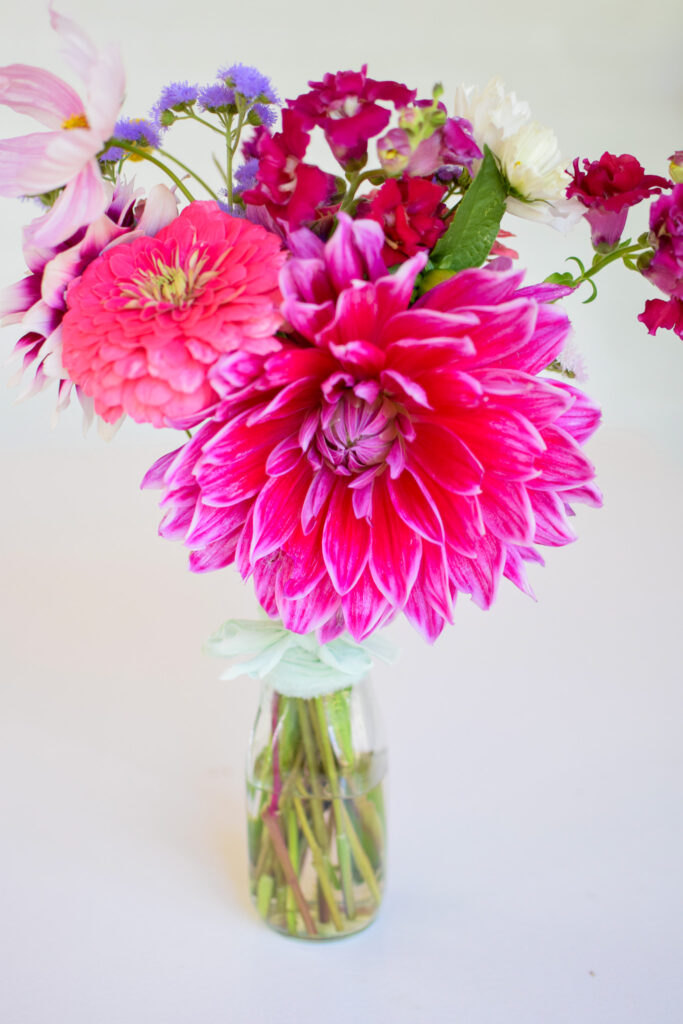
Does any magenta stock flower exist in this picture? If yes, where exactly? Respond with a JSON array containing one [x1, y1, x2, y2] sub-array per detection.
[[0, 180, 177, 431], [290, 66, 416, 167], [361, 176, 449, 266], [638, 183, 683, 339], [567, 152, 670, 248], [241, 109, 337, 230], [144, 215, 601, 643], [0, 6, 125, 247], [61, 201, 285, 427]]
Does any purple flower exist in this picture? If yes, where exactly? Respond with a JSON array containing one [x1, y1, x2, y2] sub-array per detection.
[[251, 103, 277, 128], [234, 157, 260, 193], [642, 183, 683, 298], [100, 117, 163, 162], [198, 83, 236, 112], [154, 81, 199, 113], [219, 63, 278, 104]]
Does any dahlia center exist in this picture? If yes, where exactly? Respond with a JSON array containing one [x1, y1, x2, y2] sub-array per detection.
[[315, 392, 398, 474]]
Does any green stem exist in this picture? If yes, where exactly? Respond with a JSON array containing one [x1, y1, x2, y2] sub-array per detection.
[[293, 796, 345, 932], [340, 168, 384, 211], [296, 699, 329, 851], [180, 112, 226, 136], [109, 142, 196, 203], [314, 696, 356, 919], [158, 149, 219, 199], [285, 808, 299, 935], [261, 808, 317, 937]]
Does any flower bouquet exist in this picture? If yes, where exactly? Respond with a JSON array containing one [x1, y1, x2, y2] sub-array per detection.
[[2, 6, 680, 940]]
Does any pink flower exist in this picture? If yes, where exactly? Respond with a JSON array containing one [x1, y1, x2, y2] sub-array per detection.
[[637, 183, 683, 339], [0, 180, 177, 431], [290, 67, 416, 167], [567, 152, 670, 248], [377, 115, 481, 179], [0, 6, 125, 247], [361, 177, 449, 266], [144, 215, 601, 643], [61, 201, 286, 428], [241, 109, 337, 230]]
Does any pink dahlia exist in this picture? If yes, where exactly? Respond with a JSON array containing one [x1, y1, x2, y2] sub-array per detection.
[[144, 215, 601, 643], [61, 201, 286, 427], [567, 152, 670, 248]]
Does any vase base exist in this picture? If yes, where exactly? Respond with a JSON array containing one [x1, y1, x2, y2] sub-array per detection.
[[254, 899, 381, 941]]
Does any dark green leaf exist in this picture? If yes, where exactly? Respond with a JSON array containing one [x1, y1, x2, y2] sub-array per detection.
[[430, 145, 506, 271]]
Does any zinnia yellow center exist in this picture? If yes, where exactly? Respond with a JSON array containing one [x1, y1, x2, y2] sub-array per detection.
[[61, 112, 90, 130]]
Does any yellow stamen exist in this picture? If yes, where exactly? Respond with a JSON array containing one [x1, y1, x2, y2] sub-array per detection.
[[61, 112, 90, 131]]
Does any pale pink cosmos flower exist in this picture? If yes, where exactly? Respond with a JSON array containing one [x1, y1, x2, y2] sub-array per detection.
[[0, 5, 124, 247], [144, 215, 601, 643]]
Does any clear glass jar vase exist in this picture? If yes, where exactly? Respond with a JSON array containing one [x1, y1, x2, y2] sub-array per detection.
[[246, 677, 387, 939]]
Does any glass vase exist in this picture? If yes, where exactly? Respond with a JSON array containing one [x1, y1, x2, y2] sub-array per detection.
[[246, 676, 387, 939]]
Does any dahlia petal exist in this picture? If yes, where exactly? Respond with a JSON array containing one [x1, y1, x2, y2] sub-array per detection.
[[322, 481, 371, 594], [447, 533, 505, 610], [278, 575, 341, 635], [277, 521, 327, 600], [329, 339, 386, 375], [185, 499, 252, 549], [410, 421, 483, 495], [533, 424, 596, 489], [325, 213, 366, 290], [561, 481, 603, 508], [503, 546, 537, 600], [417, 265, 524, 312], [369, 477, 422, 606], [553, 382, 602, 443], [253, 556, 280, 617], [188, 531, 240, 573], [235, 508, 255, 579], [474, 369, 574, 428], [251, 457, 312, 561], [318, 609, 347, 644], [381, 369, 431, 410], [301, 465, 335, 534], [0, 276, 41, 320], [499, 303, 571, 374], [449, 408, 545, 482], [387, 470, 445, 544], [458, 300, 540, 368], [403, 572, 449, 642], [265, 433, 303, 476], [373, 251, 427, 329], [280, 297, 336, 342], [528, 490, 576, 546], [341, 568, 390, 642], [135, 184, 179, 235], [416, 540, 454, 623], [380, 307, 479, 348], [480, 477, 535, 545]]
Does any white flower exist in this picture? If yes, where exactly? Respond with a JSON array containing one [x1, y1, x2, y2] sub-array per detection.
[[453, 77, 582, 232]]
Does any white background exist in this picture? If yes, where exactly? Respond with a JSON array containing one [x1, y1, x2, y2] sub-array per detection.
[[1, 1, 682, 1021]]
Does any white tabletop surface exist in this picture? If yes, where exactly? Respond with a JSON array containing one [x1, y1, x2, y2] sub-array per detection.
[[2, 0, 683, 1019], [1, 429, 682, 1024]]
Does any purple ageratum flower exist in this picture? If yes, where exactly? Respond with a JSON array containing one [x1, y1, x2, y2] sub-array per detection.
[[250, 103, 277, 128], [219, 63, 278, 104], [154, 81, 199, 114], [198, 83, 236, 112], [234, 158, 260, 194], [100, 117, 164, 162]]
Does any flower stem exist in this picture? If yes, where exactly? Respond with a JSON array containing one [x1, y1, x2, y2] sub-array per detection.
[[108, 141, 196, 203], [261, 808, 317, 936], [314, 696, 356, 919], [158, 149, 219, 199]]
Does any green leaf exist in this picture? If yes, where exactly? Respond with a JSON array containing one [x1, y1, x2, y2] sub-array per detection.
[[544, 271, 576, 287], [430, 145, 507, 271]]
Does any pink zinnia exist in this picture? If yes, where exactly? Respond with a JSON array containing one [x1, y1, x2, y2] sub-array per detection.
[[144, 215, 601, 643], [0, 6, 125, 247], [61, 201, 285, 427]]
